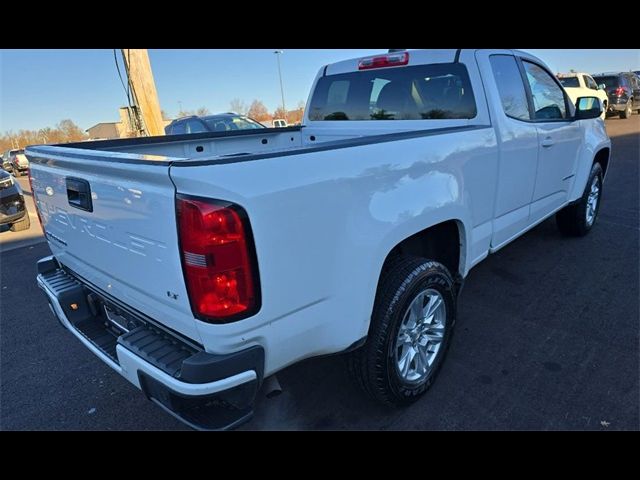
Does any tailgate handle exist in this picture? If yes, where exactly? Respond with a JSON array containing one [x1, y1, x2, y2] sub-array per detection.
[[66, 177, 93, 212]]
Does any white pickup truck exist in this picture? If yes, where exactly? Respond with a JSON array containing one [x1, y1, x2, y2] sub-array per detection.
[[27, 49, 610, 430]]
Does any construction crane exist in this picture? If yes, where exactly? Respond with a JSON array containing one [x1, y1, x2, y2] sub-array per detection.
[[118, 49, 165, 137]]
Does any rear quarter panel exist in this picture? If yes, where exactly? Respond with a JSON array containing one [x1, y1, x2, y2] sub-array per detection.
[[170, 126, 498, 375]]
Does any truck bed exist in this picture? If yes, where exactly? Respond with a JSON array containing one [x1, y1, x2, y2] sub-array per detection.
[[52, 126, 306, 164]]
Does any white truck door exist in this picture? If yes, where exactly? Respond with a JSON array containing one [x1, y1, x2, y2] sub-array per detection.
[[476, 51, 539, 249], [519, 60, 582, 225]]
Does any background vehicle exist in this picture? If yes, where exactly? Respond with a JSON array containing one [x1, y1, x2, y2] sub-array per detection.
[[28, 49, 610, 430], [592, 72, 640, 118], [0, 170, 30, 232], [5, 149, 29, 176], [165, 113, 265, 135], [272, 119, 288, 128], [2, 158, 13, 173], [558, 72, 608, 119]]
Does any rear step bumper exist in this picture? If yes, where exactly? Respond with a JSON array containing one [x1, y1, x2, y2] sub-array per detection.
[[36, 255, 264, 430]]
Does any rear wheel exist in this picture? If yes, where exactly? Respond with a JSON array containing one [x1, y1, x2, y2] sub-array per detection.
[[556, 162, 603, 237], [620, 100, 632, 119], [10, 213, 30, 232], [347, 256, 456, 406]]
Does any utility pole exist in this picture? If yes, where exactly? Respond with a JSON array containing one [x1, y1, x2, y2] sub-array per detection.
[[121, 49, 165, 136], [274, 50, 286, 117]]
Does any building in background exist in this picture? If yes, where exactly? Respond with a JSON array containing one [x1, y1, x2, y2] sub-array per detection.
[[86, 107, 171, 140]]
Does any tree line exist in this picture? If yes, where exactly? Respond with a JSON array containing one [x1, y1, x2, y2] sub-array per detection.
[[0, 119, 87, 152], [1, 99, 307, 151]]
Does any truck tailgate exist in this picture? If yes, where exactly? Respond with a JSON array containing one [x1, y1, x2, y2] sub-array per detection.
[[26, 146, 201, 342]]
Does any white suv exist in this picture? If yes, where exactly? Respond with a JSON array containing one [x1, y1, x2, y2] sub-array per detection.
[[558, 72, 608, 119]]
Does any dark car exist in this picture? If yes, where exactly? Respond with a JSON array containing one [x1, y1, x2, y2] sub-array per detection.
[[164, 113, 266, 135], [0, 170, 30, 232], [592, 72, 640, 119]]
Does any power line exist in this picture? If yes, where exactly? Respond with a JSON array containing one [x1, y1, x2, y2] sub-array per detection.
[[113, 49, 131, 107], [120, 49, 147, 136]]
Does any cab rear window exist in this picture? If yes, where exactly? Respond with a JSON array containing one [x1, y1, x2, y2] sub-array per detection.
[[308, 63, 477, 121]]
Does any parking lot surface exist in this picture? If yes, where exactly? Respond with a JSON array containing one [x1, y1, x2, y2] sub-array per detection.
[[1, 116, 638, 430]]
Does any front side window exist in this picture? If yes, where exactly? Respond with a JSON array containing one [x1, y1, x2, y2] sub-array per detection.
[[308, 63, 477, 121], [231, 117, 264, 129], [523, 61, 567, 120], [490, 55, 531, 121]]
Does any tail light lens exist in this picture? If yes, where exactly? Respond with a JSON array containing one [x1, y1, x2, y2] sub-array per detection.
[[177, 195, 260, 323], [615, 86, 624, 96], [27, 168, 44, 231]]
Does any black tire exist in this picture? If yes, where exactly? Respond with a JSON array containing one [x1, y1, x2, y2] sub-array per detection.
[[620, 100, 632, 119], [556, 162, 603, 237], [347, 256, 456, 406], [10, 213, 30, 232]]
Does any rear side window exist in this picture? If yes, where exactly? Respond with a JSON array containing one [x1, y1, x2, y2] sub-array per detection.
[[584, 75, 598, 90], [308, 63, 477, 121], [558, 77, 579, 88], [593, 76, 618, 89], [170, 122, 187, 135], [185, 119, 208, 134], [490, 55, 531, 121]]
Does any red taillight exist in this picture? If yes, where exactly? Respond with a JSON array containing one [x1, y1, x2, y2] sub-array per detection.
[[27, 168, 44, 231], [358, 52, 409, 70], [177, 195, 259, 323], [615, 86, 624, 96]]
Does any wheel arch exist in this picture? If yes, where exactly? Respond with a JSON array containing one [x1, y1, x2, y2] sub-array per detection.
[[374, 219, 467, 302], [594, 147, 610, 178]]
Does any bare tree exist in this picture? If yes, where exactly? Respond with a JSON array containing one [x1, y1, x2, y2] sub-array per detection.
[[273, 107, 287, 120], [283, 100, 306, 125], [229, 98, 248, 116], [0, 119, 87, 151], [196, 107, 210, 116], [247, 100, 270, 122]]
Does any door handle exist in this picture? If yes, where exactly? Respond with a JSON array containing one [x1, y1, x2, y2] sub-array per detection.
[[541, 137, 554, 148]]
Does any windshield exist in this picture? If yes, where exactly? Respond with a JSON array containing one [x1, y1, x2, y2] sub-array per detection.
[[204, 116, 265, 132], [593, 76, 618, 89], [558, 77, 579, 88]]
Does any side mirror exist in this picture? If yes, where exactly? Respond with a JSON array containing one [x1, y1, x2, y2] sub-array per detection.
[[575, 96, 603, 120], [598, 83, 606, 90]]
